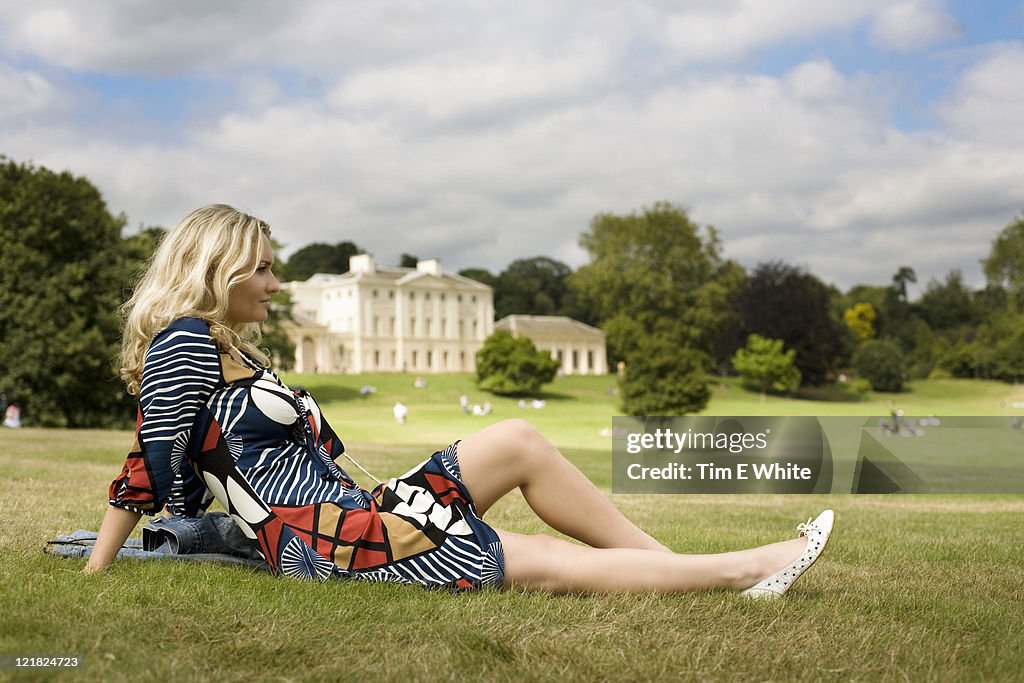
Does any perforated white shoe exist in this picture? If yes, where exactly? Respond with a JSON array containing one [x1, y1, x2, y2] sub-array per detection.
[[741, 509, 834, 600]]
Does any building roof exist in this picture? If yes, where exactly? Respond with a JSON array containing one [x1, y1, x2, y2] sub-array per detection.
[[292, 253, 491, 290], [495, 315, 604, 339]]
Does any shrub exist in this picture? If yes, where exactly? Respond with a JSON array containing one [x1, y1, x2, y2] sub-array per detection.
[[850, 378, 873, 397], [620, 336, 710, 415], [731, 334, 801, 395], [852, 339, 906, 392], [475, 331, 559, 396]]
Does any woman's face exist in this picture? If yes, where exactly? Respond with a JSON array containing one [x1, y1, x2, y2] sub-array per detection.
[[225, 234, 280, 325]]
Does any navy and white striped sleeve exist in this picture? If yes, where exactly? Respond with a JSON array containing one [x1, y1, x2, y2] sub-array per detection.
[[109, 318, 222, 514]]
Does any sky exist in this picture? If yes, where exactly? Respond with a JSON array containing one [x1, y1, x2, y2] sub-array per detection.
[[1, 1, 1023, 295]]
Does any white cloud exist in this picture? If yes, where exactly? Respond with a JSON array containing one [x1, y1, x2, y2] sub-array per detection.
[[869, 1, 961, 53], [0, 62, 66, 124], [659, 0, 886, 63], [940, 42, 1024, 145], [0, 2, 1020, 292]]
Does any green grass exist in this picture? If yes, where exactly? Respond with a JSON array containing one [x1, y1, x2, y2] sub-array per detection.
[[2, 376, 1023, 681]]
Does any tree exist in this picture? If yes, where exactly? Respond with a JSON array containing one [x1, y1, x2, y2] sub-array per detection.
[[731, 334, 801, 396], [262, 289, 296, 371], [982, 213, 1024, 307], [475, 331, 558, 396], [494, 256, 574, 319], [843, 302, 877, 341], [730, 261, 844, 385], [279, 241, 361, 281], [0, 157, 135, 427], [917, 269, 976, 331], [399, 253, 419, 268], [891, 266, 917, 305], [620, 337, 710, 415], [458, 267, 496, 287], [568, 202, 737, 363], [852, 339, 906, 392]]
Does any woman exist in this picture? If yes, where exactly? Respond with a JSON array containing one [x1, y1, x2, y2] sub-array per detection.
[[85, 204, 834, 598]]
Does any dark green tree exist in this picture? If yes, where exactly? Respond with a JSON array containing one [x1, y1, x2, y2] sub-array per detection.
[[475, 331, 559, 396], [279, 241, 361, 281], [399, 253, 419, 268], [620, 337, 710, 415], [458, 267, 497, 287], [494, 257, 573, 319], [262, 289, 296, 371], [730, 261, 844, 385], [852, 339, 906, 392], [0, 157, 135, 427], [917, 269, 977, 331]]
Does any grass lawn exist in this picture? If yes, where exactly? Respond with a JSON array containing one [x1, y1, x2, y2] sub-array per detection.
[[1, 376, 1022, 681]]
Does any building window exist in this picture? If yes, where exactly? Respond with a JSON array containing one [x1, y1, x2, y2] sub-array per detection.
[[441, 318, 447, 337], [460, 351, 465, 369], [472, 295, 476, 303], [373, 289, 378, 298], [410, 317, 416, 335], [573, 350, 579, 370], [426, 318, 432, 335], [472, 320, 478, 337], [373, 316, 379, 335], [440, 294, 446, 301], [391, 350, 396, 368], [409, 292, 415, 300], [427, 350, 433, 367], [458, 320, 464, 338], [457, 294, 462, 302], [587, 350, 594, 370], [389, 290, 394, 299], [389, 317, 395, 335], [425, 292, 430, 300], [443, 351, 449, 368], [374, 350, 380, 366], [412, 351, 418, 367]]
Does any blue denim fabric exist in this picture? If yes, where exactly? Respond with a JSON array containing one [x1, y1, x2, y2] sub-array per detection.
[[45, 512, 269, 570], [142, 512, 264, 560]]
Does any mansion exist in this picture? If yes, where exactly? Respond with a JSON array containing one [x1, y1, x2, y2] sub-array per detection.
[[282, 255, 608, 376], [283, 255, 494, 374]]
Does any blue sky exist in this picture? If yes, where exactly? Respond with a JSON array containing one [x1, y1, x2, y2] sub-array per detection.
[[2, 1, 1023, 295]]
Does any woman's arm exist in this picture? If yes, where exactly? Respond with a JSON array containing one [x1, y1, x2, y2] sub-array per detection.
[[82, 505, 142, 574]]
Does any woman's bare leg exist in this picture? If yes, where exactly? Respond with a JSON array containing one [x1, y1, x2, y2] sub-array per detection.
[[456, 419, 670, 552], [497, 529, 808, 594]]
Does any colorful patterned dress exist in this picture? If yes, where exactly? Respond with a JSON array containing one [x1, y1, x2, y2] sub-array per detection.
[[108, 318, 504, 589]]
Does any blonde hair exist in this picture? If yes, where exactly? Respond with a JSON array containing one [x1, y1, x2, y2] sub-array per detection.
[[120, 204, 273, 395]]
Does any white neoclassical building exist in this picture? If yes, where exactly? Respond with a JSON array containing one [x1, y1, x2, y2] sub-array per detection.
[[495, 315, 608, 376], [282, 255, 494, 374]]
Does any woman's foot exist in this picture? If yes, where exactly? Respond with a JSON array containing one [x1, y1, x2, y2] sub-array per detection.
[[741, 510, 835, 600]]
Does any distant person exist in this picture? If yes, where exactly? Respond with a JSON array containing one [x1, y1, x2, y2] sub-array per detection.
[[83, 203, 835, 599], [393, 401, 408, 424], [414, 376, 426, 388], [3, 404, 21, 429], [459, 395, 470, 414]]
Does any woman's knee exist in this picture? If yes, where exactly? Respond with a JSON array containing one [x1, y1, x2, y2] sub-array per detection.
[[493, 418, 553, 458], [499, 530, 575, 592]]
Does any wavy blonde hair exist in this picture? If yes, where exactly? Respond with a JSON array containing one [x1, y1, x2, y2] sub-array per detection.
[[120, 204, 273, 395]]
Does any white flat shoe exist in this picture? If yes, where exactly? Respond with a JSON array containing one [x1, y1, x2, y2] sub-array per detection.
[[741, 509, 834, 600]]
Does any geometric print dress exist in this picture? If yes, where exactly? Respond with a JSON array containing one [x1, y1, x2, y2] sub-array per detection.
[[108, 317, 505, 590]]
